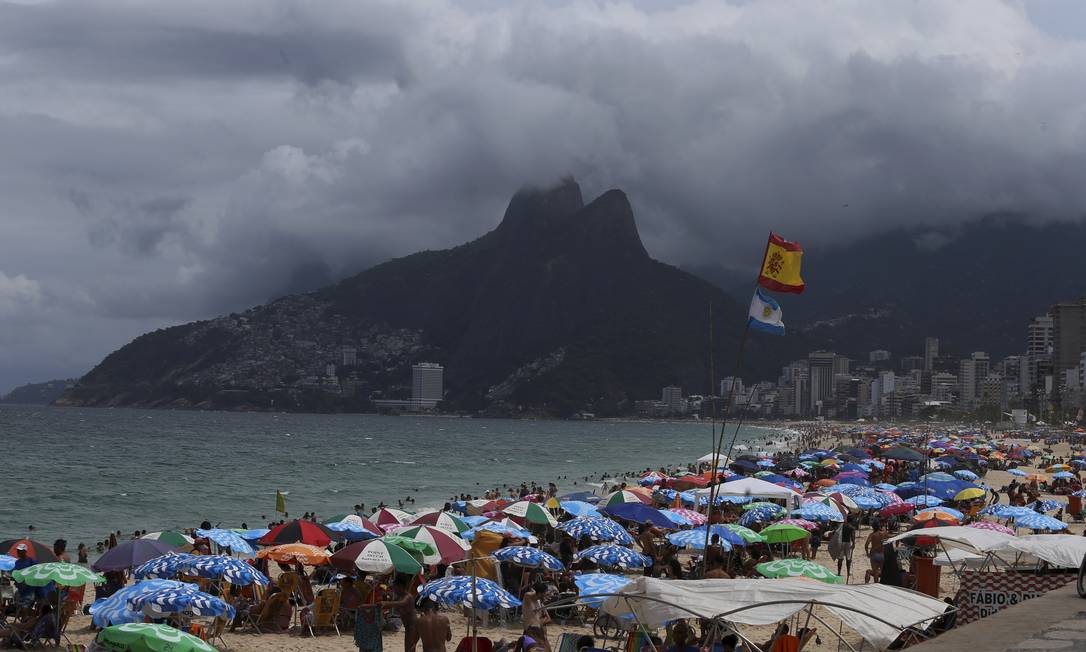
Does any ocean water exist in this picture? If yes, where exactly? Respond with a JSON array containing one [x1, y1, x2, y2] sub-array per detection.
[[0, 404, 786, 546]]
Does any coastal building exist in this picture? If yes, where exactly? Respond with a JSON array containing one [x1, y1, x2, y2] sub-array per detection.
[[869, 350, 891, 363], [958, 352, 989, 409], [832, 355, 851, 376], [412, 363, 444, 403], [808, 351, 836, 416], [720, 377, 744, 399], [661, 386, 686, 414], [1026, 313, 1054, 393], [923, 337, 939, 372], [931, 372, 957, 402], [1052, 298, 1086, 373]]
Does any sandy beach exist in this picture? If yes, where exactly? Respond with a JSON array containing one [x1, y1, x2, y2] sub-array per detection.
[[35, 425, 1086, 652]]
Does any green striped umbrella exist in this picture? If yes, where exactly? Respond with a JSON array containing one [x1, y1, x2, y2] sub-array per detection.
[[141, 531, 194, 548], [12, 562, 104, 587], [756, 559, 842, 584], [504, 501, 558, 526], [330, 539, 423, 575], [742, 501, 785, 513], [381, 535, 438, 561], [722, 524, 764, 544], [96, 622, 217, 651], [759, 523, 810, 544]]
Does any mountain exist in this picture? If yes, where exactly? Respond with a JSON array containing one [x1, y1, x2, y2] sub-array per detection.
[[696, 216, 1086, 362], [60, 180, 770, 416], [2, 378, 78, 404]]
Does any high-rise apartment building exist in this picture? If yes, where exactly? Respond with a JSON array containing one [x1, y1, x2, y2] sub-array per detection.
[[412, 363, 444, 404], [808, 351, 836, 415], [924, 337, 939, 372], [1052, 299, 1086, 372]]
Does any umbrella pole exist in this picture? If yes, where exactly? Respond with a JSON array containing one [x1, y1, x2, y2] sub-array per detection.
[[471, 556, 478, 652]]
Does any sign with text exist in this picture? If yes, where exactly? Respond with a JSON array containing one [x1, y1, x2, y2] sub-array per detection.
[[953, 571, 1074, 625]]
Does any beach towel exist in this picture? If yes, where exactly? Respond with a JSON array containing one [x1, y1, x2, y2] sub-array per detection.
[[354, 605, 383, 652], [827, 525, 843, 561]]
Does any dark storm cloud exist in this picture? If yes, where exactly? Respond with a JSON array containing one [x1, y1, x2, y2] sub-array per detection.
[[1, 0, 1085, 391]]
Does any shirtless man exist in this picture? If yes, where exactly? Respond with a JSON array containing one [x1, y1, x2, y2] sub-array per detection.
[[382, 575, 420, 652], [637, 524, 661, 577], [417, 599, 452, 652], [864, 524, 889, 584]]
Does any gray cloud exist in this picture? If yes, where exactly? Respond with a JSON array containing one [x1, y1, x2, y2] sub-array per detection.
[[1, 0, 1085, 391]]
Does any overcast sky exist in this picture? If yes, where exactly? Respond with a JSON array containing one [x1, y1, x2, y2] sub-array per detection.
[[1, 0, 1086, 392]]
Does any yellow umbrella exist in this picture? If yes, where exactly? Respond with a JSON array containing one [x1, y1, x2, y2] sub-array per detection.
[[544, 497, 561, 510], [953, 487, 986, 501]]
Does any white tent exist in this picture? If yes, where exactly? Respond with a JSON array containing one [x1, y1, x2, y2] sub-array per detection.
[[695, 477, 802, 508], [999, 534, 1086, 569], [886, 526, 1015, 553], [597, 576, 948, 651], [697, 452, 732, 465]]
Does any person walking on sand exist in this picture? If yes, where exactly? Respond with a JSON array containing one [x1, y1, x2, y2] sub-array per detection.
[[382, 575, 419, 652], [417, 598, 451, 652]]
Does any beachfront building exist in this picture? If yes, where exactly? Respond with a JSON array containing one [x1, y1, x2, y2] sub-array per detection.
[[1052, 298, 1086, 374], [808, 351, 835, 417], [661, 385, 686, 415], [869, 349, 891, 363], [923, 336, 939, 371], [412, 363, 444, 403]]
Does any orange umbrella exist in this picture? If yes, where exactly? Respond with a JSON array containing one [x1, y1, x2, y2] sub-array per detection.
[[1027, 473, 1049, 483], [814, 479, 837, 488], [912, 510, 960, 527], [256, 543, 330, 565]]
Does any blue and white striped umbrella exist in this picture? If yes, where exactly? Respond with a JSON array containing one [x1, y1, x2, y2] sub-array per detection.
[[1052, 472, 1075, 480], [953, 470, 979, 481], [419, 576, 521, 610], [874, 483, 898, 491], [658, 509, 694, 527], [790, 503, 844, 523], [1026, 500, 1066, 513], [700, 495, 751, 507], [1012, 512, 1068, 531], [492, 546, 564, 571], [327, 521, 380, 541], [905, 495, 944, 508], [738, 506, 780, 527], [90, 580, 193, 628], [460, 515, 490, 527], [194, 529, 254, 555], [237, 529, 270, 542], [0, 555, 15, 572], [556, 517, 634, 545], [1007, 469, 1027, 477], [560, 501, 600, 518], [134, 553, 200, 579], [575, 544, 651, 569], [129, 587, 236, 619], [573, 573, 632, 607], [186, 555, 269, 586], [666, 528, 735, 551], [463, 520, 532, 541], [980, 504, 1035, 519]]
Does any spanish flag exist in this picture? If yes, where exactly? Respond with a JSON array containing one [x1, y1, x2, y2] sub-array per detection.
[[758, 233, 805, 294]]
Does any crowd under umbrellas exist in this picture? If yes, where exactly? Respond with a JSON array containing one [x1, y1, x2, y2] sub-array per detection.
[[3, 424, 1085, 651]]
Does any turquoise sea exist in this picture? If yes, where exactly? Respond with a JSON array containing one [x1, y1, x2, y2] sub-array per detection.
[[0, 405, 785, 547]]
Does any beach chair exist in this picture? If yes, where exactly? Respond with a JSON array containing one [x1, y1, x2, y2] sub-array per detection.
[[207, 616, 229, 650], [254, 592, 292, 633], [306, 588, 341, 637]]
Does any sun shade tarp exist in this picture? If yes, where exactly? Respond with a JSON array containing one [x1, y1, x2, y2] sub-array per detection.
[[695, 477, 802, 508], [886, 526, 1014, 552], [999, 534, 1086, 569], [597, 576, 947, 651]]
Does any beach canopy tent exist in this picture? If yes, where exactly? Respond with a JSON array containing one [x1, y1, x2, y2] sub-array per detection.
[[698, 453, 732, 465], [593, 576, 947, 651], [695, 477, 802, 508], [886, 526, 1015, 553], [1000, 535, 1086, 569]]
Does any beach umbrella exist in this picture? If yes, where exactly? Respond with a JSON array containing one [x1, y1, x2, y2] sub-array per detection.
[[881, 447, 925, 462], [380, 535, 437, 562], [0, 555, 14, 571], [1026, 500, 1067, 512], [237, 529, 271, 542], [129, 587, 235, 619], [874, 483, 898, 491], [409, 511, 470, 535], [967, 522, 1016, 536], [573, 573, 632, 607], [1026, 473, 1049, 483], [953, 487, 987, 502], [504, 501, 559, 527], [95, 622, 217, 652], [659, 509, 694, 527], [370, 507, 414, 531], [1052, 471, 1075, 480], [778, 518, 818, 531], [492, 546, 564, 571], [912, 510, 959, 528], [463, 519, 532, 541], [93, 539, 180, 572], [330, 539, 423, 575], [760, 523, 810, 544], [667, 508, 707, 526], [258, 519, 339, 546], [387, 525, 470, 564], [418, 576, 522, 610], [140, 531, 194, 548], [639, 472, 670, 486], [255, 543, 331, 566], [601, 490, 652, 507], [953, 470, 979, 481], [0, 539, 57, 562], [738, 507, 780, 527], [194, 528, 254, 554], [719, 524, 765, 545], [1007, 468, 1027, 477], [756, 559, 842, 584], [666, 528, 736, 551], [187, 555, 268, 586], [133, 553, 200, 580], [920, 472, 956, 483], [90, 579, 193, 628], [1012, 513, 1068, 531], [560, 501, 600, 518], [575, 544, 652, 570], [791, 503, 844, 523], [879, 503, 915, 518], [980, 505, 1035, 519], [13, 562, 103, 587], [1047, 464, 1072, 472], [905, 495, 943, 508], [556, 516, 634, 544], [602, 503, 676, 529], [327, 515, 383, 540]]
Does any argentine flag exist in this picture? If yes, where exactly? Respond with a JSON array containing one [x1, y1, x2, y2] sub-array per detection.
[[748, 288, 785, 336]]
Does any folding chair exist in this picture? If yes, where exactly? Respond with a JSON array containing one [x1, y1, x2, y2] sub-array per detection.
[[306, 588, 341, 637]]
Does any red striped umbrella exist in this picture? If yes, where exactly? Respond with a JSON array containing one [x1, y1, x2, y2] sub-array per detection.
[[258, 520, 341, 547], [387, 525, 470, 564], [369, 508, 413, 531]]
